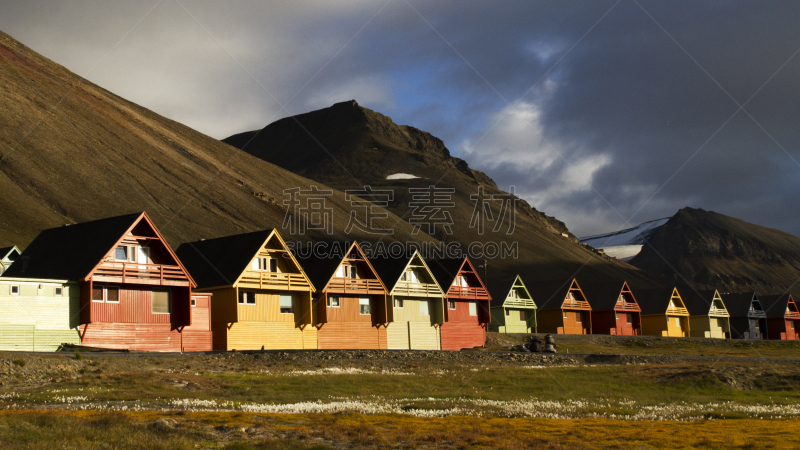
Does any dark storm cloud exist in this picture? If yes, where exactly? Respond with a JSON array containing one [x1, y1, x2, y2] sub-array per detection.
[[1, 0, 799, 237]]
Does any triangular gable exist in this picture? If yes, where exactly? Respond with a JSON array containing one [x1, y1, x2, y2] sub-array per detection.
[[501, 275, 535, 309], [710, 290, 728, 314], [668, 287, 686, 310], [231, 229, 316, 292], [447, 257, 490, 296], [322, 241, 387, 293], [385, 250, 444, 297], [0, 245, 20, 262], [615, 281, 641, 311], [84, 212, 196, 288], [559, 279, 589, 309]]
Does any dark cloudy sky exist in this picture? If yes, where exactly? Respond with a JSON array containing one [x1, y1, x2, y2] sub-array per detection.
[[3, 0, 800, 238]]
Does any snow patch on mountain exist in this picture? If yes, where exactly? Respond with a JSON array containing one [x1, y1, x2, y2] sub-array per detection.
[[579, 218, 670, 260], [386, 173, 420, 180]]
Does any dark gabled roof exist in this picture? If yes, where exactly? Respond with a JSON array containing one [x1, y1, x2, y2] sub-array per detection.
[[2, 212, 143, 280], [370, 255, 414, 292], [720, 292, 760, 317], [487, 276, 518, 308], [525, 279, 575, 310], [427, 258, 467, 291], [636, 288, 678, 315], [760, 294, 794, 319], [681, 290, 719, 316], [176, 230, 274, 289], [292, 240, 363, 292], [581, 282, 628, 311]]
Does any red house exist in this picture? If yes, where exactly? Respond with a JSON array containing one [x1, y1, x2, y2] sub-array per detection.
[[4, 212, 211, 351], [428, 258, 491, 350], [760, 294, 800, 340], [582, 281, 641, 335]]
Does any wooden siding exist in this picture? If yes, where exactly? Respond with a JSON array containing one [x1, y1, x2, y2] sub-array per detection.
[[236, 291, 312, 325], [387, 298, 441, 349], [535, 309, 564, 334], [322, 295, 381, 324], [0, 279, 81, 351], [208, 288, 239, 324], [490, 307, 535, 333], [223, 322, 317, 350], [317, 322, 387, 349], [766, 318, 800, 340], [181, 293, 212, 351], [81, 323, 183, 352], [591, 310, 639, 336], [642, 314, 690, 337], [0, 325, 80, 352], [440, 322, 486, 350], [689, 316, 730, 339], [89, 286, 171, 324]]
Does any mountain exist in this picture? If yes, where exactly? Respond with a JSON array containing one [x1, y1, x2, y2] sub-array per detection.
[[223, 100, 665, 288], [579, 217, 670, 261], [630, 208, 800, 296], [0, 31, 433, 249]]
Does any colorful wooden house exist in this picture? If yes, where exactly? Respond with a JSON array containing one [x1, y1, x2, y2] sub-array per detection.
[[760, 294, 800, 340], [487, 275, 536, 334], [637, 288, 690, 337], [0, 246, 20, 275], [682, 290, 731, 339], [720, 292, 767, 339], [298, 241, 389, 349], [372, 251, 445, 350], [177, 229, 316, 350], [3, 212, 211, 352], [582, 281, 641, 335], [528, 279, 592, 334], [428, 258, 491, 350], [0, 277, 80, 351]]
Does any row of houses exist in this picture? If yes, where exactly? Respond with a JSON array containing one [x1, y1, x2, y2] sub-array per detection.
[[0, 212, 797, 352]]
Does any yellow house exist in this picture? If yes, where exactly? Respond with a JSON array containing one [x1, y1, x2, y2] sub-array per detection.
[[637, 288, 690, 337], [372, 251, 445, 350], [682, 289, 731, 339], [176, 229, 316, 350]]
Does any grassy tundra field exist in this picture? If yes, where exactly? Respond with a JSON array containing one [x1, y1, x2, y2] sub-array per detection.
[[1, 333, 800, 448]]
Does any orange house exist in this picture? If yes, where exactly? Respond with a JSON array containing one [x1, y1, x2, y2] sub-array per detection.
[[528, 278, 592, 334]]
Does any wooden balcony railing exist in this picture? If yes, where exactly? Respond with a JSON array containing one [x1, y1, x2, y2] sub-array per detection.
[[447, 286, 491, 300], [708, 307, 730, 317], [504, 298, 536, 309], [392, 282, 442, 297], [666, 306, 689, 316], [327, 278, 385, 295], [93, 262, 189, 286], [785, 310, 800, 319], [237, 272, 310, 291], [614, 302, 641, 312], [563, 299, 591, 310]]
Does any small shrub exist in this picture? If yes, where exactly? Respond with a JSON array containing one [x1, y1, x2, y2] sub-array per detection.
[[74, 352, 82, 360], [13, 359, 25, 367]]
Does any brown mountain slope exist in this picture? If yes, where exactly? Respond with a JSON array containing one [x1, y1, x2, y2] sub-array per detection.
[[0, 31, 434, 249], [224, 101, 665, 288], [630, 207, 800, 296]]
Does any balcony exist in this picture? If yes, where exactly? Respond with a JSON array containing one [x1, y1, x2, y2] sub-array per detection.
[[614, 302, 641, 312], [447, 286, 491, 300], [666, 306, 689, 316], [238, 272, 311, 291], [562, 299, 591, 310], [327, 278, 385, 295], [785, 310, 800, 320], [93, 262, 190, 286], [708, 306, 730, 317], [392, 282, 442, 297]]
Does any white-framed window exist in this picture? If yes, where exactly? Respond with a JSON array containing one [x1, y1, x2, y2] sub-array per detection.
[[509, 289, 518, 299], [91, 286, 118, 302], [617, 295, 624, 303], [402, 269, 420, 283], [328, 295, 340, 307], [280, 293, 293, 314], [669, 300, 675, 308], [337, 265, 358, 278], [252, 256, 278, 272], [675, 317, 681, 327], [92, 286, 103, 302], [10, 285, 19, 295], [420, 300, 430, 316], [505, 309, 510, 317], [359, 297, 371, 315], [239, 291, 256, 305], [394, 298, 404, 308], [468, 301, 477, 316], [453, 275, 467, 287], [152, 290, 170, 314], [567, 292, 576, 302], [55, 287, 63, 297], [114, 246, 127, 261], [191, 298, 197, 307], [449, 300, 456, 310]]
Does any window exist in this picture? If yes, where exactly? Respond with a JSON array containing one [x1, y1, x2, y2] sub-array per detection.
[[717, 318, 725, 327], [669, 300, 675, 308], [575, 312, 582, 323], [359, 297, 371, 315], [114, 246, 127, 261], [563, 311, 567, 319], [350, 265, 357, 279], [792, 321, 795, 330], [239, 291, 255, 305], [505, 309, 510, 317], [328, 296, 340, 307], [10, 285, 19, 295], [618, 295, 624, 303], [615, 312, 619, 320], [675, 317, 681, 327], [468, 301, 477, 316], [191, 298, 197, 307], [106, 287, 119, 303], [394, 298, 404, 308], [420, 300, 429, 316], [252, 257, 277, 272], [454, 276, 467, 287], [269, 258, 278, 273], [627, 313, 633, 324], [449, 300, 456, 310], [152, 290, 170, 314], [666, 317, 670, 324], [509, 289, 518, 298], [55, 287, 63, 297], [280, 294, 293, 314], [567, 292, 575, 302], [92, 286, 103, 302], [336, 265, 357, 278], [519, 310, 526, 321]]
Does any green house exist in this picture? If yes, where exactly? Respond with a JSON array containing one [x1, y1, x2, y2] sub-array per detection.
[[0, 246, 21, 275], [488, 275, 536, 333]]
